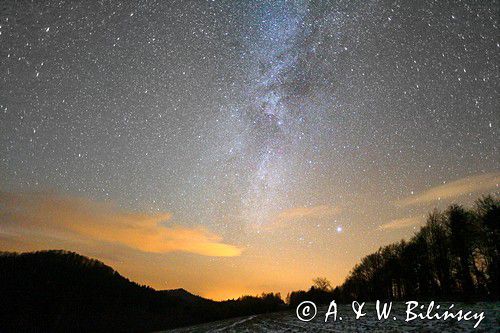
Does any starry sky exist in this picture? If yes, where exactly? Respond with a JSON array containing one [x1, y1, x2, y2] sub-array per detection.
[[0, 0, 499, 300]]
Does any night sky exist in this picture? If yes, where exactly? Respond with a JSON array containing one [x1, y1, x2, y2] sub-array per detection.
[[1, 0, 499, 300]]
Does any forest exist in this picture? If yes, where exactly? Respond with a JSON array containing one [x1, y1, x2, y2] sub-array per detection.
[[289, 195, 499, 307], [0, 195, 497, 332]]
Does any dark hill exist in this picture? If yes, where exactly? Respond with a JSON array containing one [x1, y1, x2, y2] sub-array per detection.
[[159, 288, 214, 306], [0, 250, 284, 332]]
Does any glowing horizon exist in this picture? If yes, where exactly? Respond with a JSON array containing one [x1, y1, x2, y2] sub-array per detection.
[[1, 0, 498, 303]]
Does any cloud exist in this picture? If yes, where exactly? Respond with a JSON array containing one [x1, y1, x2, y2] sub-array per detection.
[[396, 172, 500, 207], [378, 216, 424, 230], [267, 204, 341, 229], [276, 205, 341, 221], [0, 191, 242, 257]]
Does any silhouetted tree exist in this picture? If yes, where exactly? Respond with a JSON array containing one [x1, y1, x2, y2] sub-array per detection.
[[446, 205, 476, 300], [475, 196, 500, 299], [312, 277, 332, 291]]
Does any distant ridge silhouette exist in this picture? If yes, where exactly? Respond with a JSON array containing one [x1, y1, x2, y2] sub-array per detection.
[[0, 250, 284, 332], [1, 195, 497, 332]]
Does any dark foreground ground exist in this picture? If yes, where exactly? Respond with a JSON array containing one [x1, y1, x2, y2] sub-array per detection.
[[162, 302, 500, 332]]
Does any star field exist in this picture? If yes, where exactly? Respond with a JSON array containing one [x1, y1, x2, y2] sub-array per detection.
[[0, 0, 498, 299]]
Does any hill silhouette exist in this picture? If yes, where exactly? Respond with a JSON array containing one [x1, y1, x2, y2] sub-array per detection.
[[1, 195, 497, 331], [159, 288, 214, 306], [0, 250, 284, 332]]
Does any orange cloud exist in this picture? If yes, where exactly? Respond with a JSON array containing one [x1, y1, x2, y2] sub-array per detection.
[[378, 216, 424, 230], [0, 191, 241, 257], [396, 172, 500, 207], [267, 204, 341, 229]]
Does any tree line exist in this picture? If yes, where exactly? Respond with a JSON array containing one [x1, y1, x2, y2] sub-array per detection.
[[288, 195, 499, 307], [0, 195, 497, 331], [0, 250, 284, 332]]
